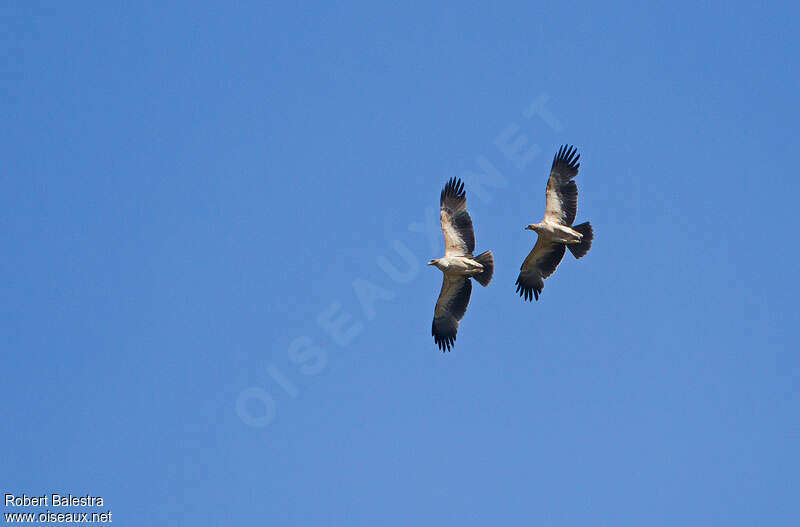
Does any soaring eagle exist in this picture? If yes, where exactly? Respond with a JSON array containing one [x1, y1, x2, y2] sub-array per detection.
[[516, 145, 593, 301], [428, 178, 494, 351]]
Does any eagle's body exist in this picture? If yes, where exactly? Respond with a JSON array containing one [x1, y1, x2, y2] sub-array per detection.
[[527, 222, 585, 244], [429, 255, 485, 275], [429, 178, 494, 352], [516, 145, 594, 302]]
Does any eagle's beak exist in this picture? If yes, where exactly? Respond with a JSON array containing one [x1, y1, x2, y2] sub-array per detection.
[[525, 225, 533, 231], [427, 260, 435, 265]]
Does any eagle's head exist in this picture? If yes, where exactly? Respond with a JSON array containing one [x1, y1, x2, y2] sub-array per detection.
[[525, 223, 542, 233], [428, 258, 447, 270]]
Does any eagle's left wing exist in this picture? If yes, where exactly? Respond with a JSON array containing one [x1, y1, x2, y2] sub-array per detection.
[[432, 274, 472, 351], [544, 145, 580, 226], [515, 237, 566, 301], [440, 177, 475, 256]]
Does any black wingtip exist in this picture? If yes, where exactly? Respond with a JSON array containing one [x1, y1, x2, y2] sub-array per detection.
[[515, 280, 541, 302], [433, 335, 455, 352], [553, 144, 581, 171], [440, 177, 466, 204], [432, 321, 455, 352]]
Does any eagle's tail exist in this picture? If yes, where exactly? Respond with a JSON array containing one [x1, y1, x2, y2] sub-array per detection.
[[473, 250, 494, 287], [568, 222, 593, 259]]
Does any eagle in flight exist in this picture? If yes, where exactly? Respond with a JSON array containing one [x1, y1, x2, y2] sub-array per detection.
[[516, 145, 593, 301], [429, 178, 494, 351]]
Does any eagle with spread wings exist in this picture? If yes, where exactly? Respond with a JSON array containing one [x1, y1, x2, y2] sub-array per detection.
[[428, 178, 494, 351], [516, 145, 593, 302]]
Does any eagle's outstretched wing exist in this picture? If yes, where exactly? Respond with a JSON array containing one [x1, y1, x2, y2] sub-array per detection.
[[440, 177, 475, 256], [432, 275, 472, 351], [544, 145, 580, 226], [515, 237, 566, 301]]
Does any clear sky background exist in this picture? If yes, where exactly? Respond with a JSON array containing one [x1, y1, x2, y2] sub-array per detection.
[[2, 2, 798, 525]]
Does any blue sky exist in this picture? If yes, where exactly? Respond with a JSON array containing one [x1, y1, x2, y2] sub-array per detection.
[[2, 2, 798, 525]]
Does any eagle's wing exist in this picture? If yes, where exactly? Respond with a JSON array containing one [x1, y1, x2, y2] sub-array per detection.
[[432, 274, 472, 351], [440, 177, 475, 256], [544, 145, 580, 226], [515, 237, 566, 302]]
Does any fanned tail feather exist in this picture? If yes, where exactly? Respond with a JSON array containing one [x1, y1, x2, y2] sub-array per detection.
[[568, 222, 593, 259], [473, 251, 494, 286]]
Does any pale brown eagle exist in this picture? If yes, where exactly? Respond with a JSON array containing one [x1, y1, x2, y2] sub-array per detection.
[[516, 145, 593, 301], [428, 178, 494, 351]]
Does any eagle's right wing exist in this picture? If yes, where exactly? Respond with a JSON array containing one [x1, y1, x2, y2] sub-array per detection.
[[432, 274, 472, 351], [440, 177, 475, 256], [515, 237, 566, 302], [544, 145, 580, 226]]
